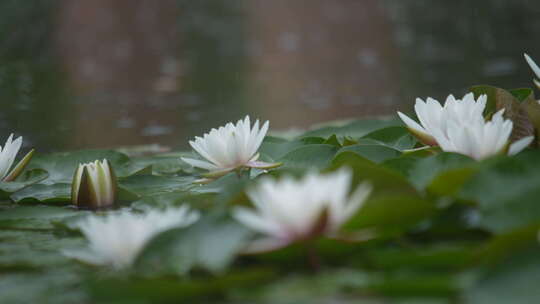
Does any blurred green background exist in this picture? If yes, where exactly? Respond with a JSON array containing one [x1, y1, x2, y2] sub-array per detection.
[[0, 0, 539, 151]]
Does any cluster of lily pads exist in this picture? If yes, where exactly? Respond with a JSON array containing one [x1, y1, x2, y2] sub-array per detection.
[[3, 54, 540, 303]]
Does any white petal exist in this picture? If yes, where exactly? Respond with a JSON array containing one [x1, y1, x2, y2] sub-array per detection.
[[525, 53, 540, 79], [232, 207, 283, 237], [0, 134, 22, 180], [251, 120, 269, 157], [534, 79, 540, 90], [181, 157, 219, 170], [342, 182, 372, 223], [508, 136, 534, 156], [242, 237, 289, 254], [189, 139, 221, 167], [397, 111, 427, 134], [65, 208, 198, 268]]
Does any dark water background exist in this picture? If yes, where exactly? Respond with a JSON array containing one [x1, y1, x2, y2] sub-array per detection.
[[1, 0, 539, 151]]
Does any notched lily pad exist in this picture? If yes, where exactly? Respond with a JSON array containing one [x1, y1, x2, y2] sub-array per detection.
[[0, 169, 48, 200], [10, 183, 71, 204], [26, 149, 149, 185]]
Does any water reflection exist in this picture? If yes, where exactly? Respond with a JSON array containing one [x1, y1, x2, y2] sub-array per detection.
[[56, 0, 248, 150], [0, 0, 74, 150], [0, 0, 539, 151]]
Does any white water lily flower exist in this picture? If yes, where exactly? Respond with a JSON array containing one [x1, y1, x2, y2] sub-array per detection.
[[524, 53, 540, 90], [64, 206, 199, 269], [232, 169, 372, 252], [397, 93, 487, 146], [72, 159, 117, 209], [181, 116, 281, 178], [0, 134, 34, 182], [432, 110, 534, 160]]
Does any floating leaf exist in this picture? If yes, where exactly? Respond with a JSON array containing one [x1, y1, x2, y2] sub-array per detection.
[[464, 246, 540, 304], [0, 169, 48, 199], [26, 150, 144, 185], [279, 144, 339, 170], [407, 152, 475, 193], [331, 152, 417, 198], [361, 126, 417, 151], [344, 195, 437, 236], [460, 152, 540, 233], [10, 183, 70, 204], [338, 140, 401, 163], [300, 118, 400, 139], [136, 214, 252, 275], [119, 175, 196, 197]]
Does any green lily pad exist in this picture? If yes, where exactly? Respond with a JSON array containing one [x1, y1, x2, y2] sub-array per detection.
[[300, 118, 400, 139], [460, 152, 540, 233], [10, 183, 71, 204], [119, 175, 196, 197], [0, 169, 48, 199], [338, 140, 402, 163], [279, 144, 339, 170], [136, 213, 252, 275], [26, 149, 147, 184]]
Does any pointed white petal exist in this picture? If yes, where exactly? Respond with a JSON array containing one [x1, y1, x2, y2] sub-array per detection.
[[246, 160, 282, 169], [342, 182, 372, 222], [508, 136, 534, 156], [232, 207, 283, 237], [189, 139, 220, 167], [251, 120, 269, 156], [0, 134, 22, 180], [65, 208, 199, 268], [534, 79, 540, 90], [525, 53, 540, 79], [181, 157, 219, 170], [397, 111, 427, 134], [242, 237, 290, 254]]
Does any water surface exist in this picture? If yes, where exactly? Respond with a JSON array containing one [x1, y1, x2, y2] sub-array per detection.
[[1, 0, 539, 151]]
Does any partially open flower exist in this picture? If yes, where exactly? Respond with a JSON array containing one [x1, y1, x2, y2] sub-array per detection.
[[0, 134, 34, 182], [63, 207, 199, 269], [397, 93, 487, 146], [432, 110, 534, 160], [181, 116, 281, 179], [72, 159, 117, 209], [524, 53, 540, 90], [232, 169, 372, 252]]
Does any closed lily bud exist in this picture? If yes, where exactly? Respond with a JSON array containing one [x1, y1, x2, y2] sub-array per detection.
[[0, 134, 35, 182], [72, 159, 117, 209]]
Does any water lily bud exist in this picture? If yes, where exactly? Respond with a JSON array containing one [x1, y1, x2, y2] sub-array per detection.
[[0, 134, 34, 182], [72, 159, 117, 209]]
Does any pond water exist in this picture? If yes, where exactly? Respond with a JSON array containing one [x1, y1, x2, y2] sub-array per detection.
[[1, 0, 539, 151]]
